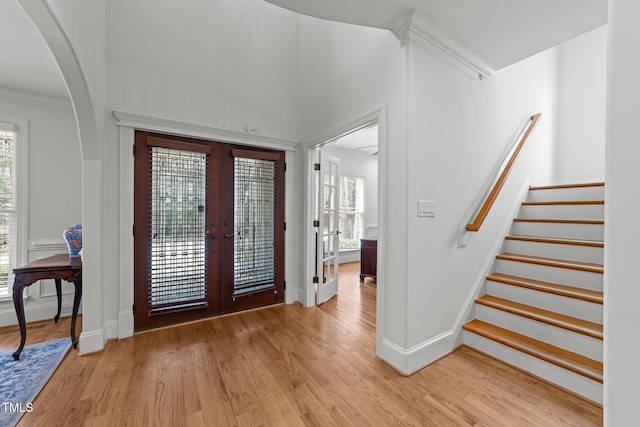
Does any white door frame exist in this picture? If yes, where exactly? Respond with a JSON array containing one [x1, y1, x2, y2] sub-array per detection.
[[302, 106, 387, 327]]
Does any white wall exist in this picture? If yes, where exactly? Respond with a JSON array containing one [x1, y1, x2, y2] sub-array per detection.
[[298, 15, 409, 353], [403, 45, 558, 370], [0, 93, 82, 325], [106, 0, 301, 141], [605, 0, 640, 424], [557, 25, 607, 183]]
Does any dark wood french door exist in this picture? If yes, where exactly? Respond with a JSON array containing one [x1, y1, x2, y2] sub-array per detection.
[[133, 132, 285, 330]]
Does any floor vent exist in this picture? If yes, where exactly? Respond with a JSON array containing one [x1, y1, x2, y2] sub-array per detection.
[[1, 323, 46, 335]]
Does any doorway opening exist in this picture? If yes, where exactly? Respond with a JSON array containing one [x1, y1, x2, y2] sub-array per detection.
[[310, 122, 379, 306], [133, 131, 286, 330]]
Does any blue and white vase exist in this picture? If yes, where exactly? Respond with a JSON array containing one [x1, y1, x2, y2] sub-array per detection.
[[63, 224, 82, 257]]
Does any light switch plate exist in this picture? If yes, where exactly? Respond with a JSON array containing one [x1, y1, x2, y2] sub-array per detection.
[[418, 200, 436, 217]]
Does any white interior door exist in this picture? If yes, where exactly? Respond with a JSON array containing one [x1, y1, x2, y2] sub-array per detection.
[[315, 150, 340, 304]]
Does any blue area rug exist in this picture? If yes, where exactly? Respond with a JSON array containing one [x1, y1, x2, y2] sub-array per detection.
[[0, 338, 72, 426]]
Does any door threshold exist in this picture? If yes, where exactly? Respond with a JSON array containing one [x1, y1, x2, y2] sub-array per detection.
[[133, 302, 286, 336]]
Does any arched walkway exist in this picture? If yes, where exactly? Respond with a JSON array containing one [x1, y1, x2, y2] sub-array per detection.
[[17, 0, 105, 353]]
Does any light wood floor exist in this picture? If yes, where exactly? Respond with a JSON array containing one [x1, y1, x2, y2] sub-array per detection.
[[2, 262, 602, 426]]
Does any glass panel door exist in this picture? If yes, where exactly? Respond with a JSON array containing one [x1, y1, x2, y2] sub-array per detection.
[[134, 132, 220, 329], [221, 147, 285, 313], [316, 150, 340, 304], [148, 146, 207, 312]]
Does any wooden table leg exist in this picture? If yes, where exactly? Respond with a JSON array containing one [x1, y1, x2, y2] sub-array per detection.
[[54, 278, 62, 323], [12, 280, 29, 361], [70, 273, 82, 349]]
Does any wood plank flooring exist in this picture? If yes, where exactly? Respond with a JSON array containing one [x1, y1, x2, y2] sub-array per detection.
[[1, 262, 602, 426]]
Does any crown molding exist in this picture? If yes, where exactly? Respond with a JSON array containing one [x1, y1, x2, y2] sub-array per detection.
[[0, 86, 72, 110], [389, 9, 495, 83], [113, 111, 298, 152]]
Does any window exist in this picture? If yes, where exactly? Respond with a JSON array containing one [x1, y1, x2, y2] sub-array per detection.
[[339, 176, 364, 250], [0, 124, 16, 296], [0, 119, 26, 298]]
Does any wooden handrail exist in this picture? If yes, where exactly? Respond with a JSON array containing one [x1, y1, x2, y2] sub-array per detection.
[[466, 113, 541, 232]]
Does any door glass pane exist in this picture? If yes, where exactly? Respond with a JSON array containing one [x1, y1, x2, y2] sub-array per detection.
[[233, 157, 277, 296], [149, 147, 207, 310]]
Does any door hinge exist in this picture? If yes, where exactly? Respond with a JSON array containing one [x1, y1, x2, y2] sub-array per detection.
[[313, 276, 319, 284], [283, 281, 286, 290], [132, 225, 135, 237], [284, 162, 287, 172], [284, 222, 287, 231], [314, 163, 321, 171], [133, 144, 136, 157], [132, 303, 135, 314], [313, 220, 320, 227]]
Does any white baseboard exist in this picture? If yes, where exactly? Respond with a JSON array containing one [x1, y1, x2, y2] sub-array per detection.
[[104, 319, 119, 340], [0, 301, 78, 326], [339, 250, 360, 264], [79, 328, 105, 355], [378, 330, 455, 375], [118, 311, 134, 338]]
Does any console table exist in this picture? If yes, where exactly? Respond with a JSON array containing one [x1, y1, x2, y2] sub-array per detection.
[[12, 254, 82, 360], [360, 237, 377, 282]]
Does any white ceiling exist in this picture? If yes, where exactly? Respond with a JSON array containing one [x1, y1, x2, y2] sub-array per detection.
[[266, 0, 608, 69], [0, 1, 68, 99], [0, 1, 608, 103], [329, 124, 378, 156]]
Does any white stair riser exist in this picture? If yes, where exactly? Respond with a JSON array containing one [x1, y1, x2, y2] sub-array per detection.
[[463, 331, 603, 404], [475, 305, 603, 362], [518, 204, 604, 220], [503, 239, 603, 265], [511, 222, 604, 241], [495, 259, 603, 291], [486, 281, 603, 323], [527, 186, 604, 202]]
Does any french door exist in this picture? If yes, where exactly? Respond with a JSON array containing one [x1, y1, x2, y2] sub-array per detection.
[[133, 132, 285, 329], [315, 150, 340, 304]]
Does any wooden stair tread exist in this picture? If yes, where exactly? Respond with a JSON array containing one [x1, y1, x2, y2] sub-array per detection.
[[521, 200, 604, 206], [475, 295, 603, 339], [487, 273, 603, 304], [505, 235, 603, 248], [496, 253, 603, 274], [513, 218, 604, 225], [529, 182, 604, 191], [463, 319, 603, 383]]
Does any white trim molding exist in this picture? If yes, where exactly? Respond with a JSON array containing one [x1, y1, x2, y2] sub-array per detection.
[[113, 111, 298, 152], [0, 87, 72, 111], [389, 9, 495, 83], [28, 239, 67, 252], [379, 330, 456, 375]]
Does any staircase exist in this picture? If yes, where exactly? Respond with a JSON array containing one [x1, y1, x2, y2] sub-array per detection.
[[462, 182, 604, 404]]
